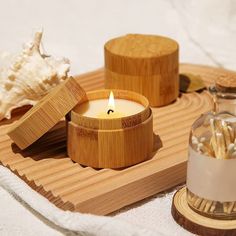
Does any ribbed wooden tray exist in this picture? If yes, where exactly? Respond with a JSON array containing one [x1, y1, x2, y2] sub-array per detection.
[[0, 64, 230, 215]]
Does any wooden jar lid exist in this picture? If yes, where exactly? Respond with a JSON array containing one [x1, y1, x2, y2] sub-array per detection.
[[7, 77, 87, 150], [104, 34, 179, 76], [172, 187, 236, 236], [216, 72, 236, 93]]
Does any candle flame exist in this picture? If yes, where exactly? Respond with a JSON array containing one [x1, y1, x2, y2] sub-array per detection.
[[108, 91, 115, 110]]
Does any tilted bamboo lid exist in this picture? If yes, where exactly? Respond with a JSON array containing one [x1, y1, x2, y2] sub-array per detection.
[[7, 77, 87, 150], [104, 34, 179, 76]]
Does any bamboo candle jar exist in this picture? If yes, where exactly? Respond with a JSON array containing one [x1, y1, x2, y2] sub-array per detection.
[[104, 34, 179, 107], [67, 89, 154, 169]]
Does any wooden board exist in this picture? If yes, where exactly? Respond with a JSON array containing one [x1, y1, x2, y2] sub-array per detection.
[[0, 63, 230, 215], [172, 187, 236, 236]]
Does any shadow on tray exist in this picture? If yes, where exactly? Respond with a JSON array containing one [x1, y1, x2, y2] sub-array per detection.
[[10, 120, 163, 171], [11, 120, 67, 161]]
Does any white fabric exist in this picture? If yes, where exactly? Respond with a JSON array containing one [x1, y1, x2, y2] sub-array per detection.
[[0, 166, 162, 236]]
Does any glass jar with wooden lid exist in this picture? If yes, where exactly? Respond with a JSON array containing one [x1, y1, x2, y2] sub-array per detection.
[[187, 73, 236, 219]]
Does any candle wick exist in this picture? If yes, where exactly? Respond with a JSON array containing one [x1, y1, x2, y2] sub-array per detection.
[[107, 109, 114, 115]]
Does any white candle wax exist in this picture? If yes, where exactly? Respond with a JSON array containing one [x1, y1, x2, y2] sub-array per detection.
[[76, 99, 145, 118]]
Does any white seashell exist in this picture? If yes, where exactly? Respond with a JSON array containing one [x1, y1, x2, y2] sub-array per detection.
[[0, 30, 70, 121]]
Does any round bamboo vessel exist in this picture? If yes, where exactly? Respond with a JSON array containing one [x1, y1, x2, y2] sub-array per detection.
[[104, 34, 179, 107], [67, 90, 154, 168]]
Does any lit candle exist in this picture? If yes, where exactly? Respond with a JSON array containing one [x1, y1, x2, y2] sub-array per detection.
[[76, 91, 145, 119]]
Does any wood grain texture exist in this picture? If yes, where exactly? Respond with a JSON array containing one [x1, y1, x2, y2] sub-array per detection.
[[104, 34, 179, 107], [172, 187, 236, 236], [7, 77, 86, 150], [0, 64, 221, 215], [68, 89, 154, 168], [67, 112, 154, 168]]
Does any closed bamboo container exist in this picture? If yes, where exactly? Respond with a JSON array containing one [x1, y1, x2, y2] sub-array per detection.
[[67, 90, 154, 169], [104, 34, 179, 107]]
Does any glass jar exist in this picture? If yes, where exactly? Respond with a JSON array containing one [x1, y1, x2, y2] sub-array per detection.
[[186, 81, 236, 220]]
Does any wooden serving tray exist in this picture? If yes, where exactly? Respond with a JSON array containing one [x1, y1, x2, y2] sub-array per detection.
[[0, 64, 229, 215]]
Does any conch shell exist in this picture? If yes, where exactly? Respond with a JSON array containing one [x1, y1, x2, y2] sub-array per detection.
[[0, 31, 70, 121]]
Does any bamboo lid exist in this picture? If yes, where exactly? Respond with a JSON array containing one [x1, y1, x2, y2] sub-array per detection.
[[7, 77, 87, 150], [104, 34, 179, 76]]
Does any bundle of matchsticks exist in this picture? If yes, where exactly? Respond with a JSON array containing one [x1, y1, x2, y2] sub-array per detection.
[[189, 117, 236, 215]]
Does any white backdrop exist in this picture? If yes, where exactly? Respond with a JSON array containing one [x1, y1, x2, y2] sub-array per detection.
[[0, 0, 235, 235], [1, 0, 235, 75]]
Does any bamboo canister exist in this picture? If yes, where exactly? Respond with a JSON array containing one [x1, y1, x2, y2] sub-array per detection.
[[104, 34, 179, 107], [67, 90, 154, 168]]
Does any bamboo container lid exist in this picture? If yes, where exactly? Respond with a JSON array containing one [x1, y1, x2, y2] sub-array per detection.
[[105, 34, 179, 107], [7, 77, 87, 150]]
